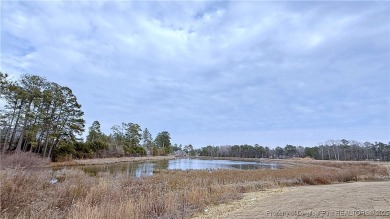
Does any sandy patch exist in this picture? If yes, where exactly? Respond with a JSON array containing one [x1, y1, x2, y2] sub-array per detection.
[[193, 181, 390, 219]]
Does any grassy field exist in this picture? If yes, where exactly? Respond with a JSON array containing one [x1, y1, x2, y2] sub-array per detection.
[[1, 153, 388, 219]]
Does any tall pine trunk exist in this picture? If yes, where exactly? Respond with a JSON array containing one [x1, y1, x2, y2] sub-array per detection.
[[16, 100, 33, 151], [9, 102, 23, 150], [2, 103, 18, 153]]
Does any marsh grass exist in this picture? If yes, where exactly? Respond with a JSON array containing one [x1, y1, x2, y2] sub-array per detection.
[[1, 156, 388, 219], [0, 152, 49, 169], [47, 156, 174, 168]]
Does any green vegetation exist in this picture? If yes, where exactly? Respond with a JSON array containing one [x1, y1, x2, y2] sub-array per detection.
[[197, 140, 390, 161], [1, 72, 388, 219], [1, 73, 84, 159], [1, 72, 388, 162], [0, 73, 172, 161]]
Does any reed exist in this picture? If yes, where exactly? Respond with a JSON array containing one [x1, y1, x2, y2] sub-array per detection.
[[1, 156, 388, 219]]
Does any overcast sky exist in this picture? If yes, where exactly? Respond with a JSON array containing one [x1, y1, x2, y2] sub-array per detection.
[[1, 1, 389, 148]]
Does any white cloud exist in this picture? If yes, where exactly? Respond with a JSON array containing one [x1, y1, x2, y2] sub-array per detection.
[[1, 1, 389, 147]]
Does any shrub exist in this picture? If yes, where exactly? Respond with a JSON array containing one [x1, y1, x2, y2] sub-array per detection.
[[52, 141, 77, 162]]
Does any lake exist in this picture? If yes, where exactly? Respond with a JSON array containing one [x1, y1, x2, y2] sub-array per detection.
[[79, 158, 279, 177]]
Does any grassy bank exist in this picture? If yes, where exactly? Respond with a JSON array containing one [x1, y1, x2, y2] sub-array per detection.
[[1, 153, 388, 219], [47, 155, 175, 167]]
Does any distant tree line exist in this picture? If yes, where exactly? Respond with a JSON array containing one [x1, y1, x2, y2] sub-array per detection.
[[196, 139, 390, 161], [0, 73, 172, 161], [1, 73, 388, 162]]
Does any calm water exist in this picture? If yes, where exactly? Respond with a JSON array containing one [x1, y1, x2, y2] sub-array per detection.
[[80, 158, 279, 178]]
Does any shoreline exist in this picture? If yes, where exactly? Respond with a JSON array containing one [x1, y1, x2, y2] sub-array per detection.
[[47, 155, 175, 167], [3, 153, 388, 219], [46, 155, 290, 168], [46, 155, 390, 170]]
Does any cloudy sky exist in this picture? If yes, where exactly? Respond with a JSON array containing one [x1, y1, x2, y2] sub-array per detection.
[[1, 1, 389, 148]]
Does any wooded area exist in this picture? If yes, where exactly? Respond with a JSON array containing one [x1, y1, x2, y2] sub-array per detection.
[[1, 73, 84, 159], [1, 72, 389, 161], [0, 73, 171, 161], [196, 140, 390, 161]]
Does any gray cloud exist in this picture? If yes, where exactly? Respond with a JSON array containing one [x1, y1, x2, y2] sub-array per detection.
[[1, 1, 389, 147]]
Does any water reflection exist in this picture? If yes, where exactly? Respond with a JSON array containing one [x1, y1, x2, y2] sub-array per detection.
[[80, 158, 279, 177], [81, 160, 169, 177]]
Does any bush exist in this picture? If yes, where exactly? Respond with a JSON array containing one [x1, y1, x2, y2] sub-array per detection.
[[87, 140, 109, 158], [74, 141, 93, 159], [52, 141, 77, 162], [123, 144, 146, 156], [151, 147, 168, 156]]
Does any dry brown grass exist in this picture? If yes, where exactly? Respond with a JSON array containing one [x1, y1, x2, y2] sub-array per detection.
[[48, 156, 175, 167], [1, 158, 388, 219], [0, 152, 49, 169]]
